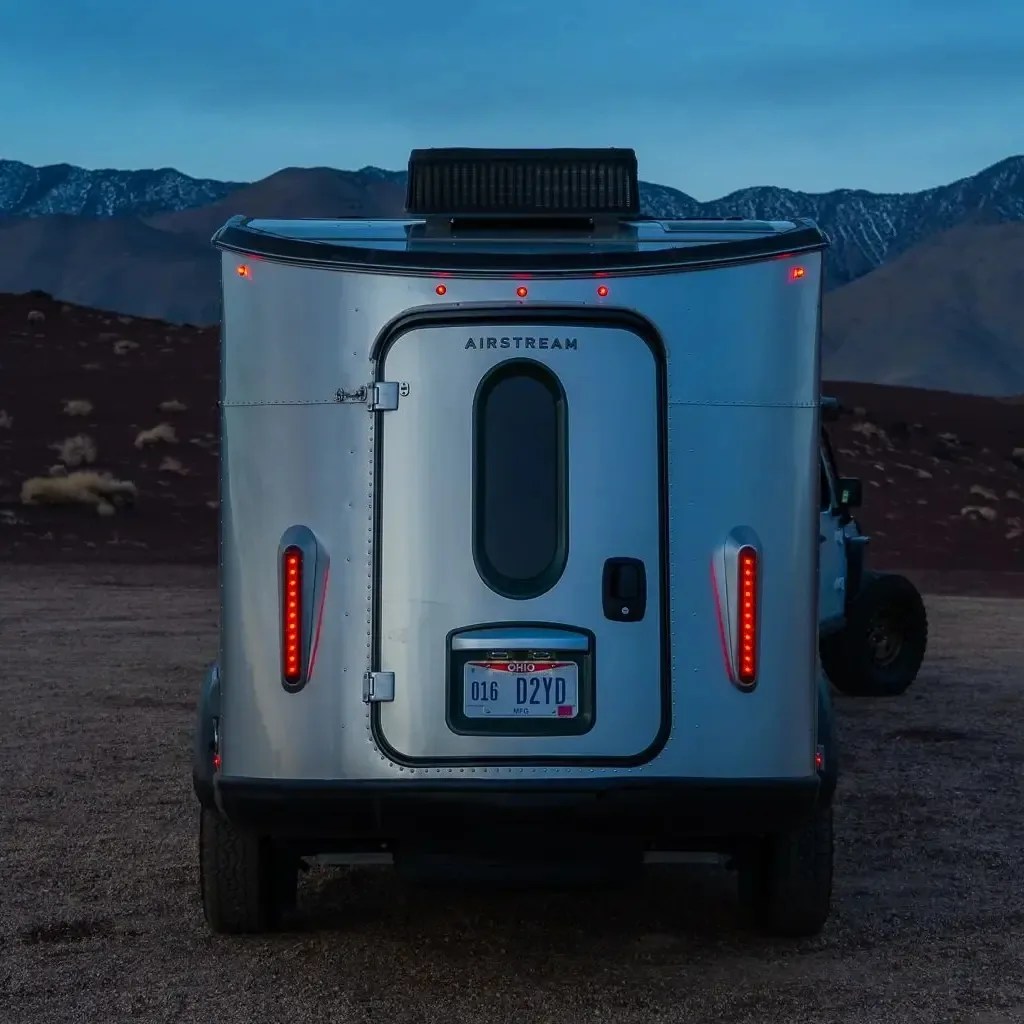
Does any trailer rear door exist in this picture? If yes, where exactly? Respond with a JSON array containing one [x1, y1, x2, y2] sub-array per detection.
[[372, 314, 669, 765]]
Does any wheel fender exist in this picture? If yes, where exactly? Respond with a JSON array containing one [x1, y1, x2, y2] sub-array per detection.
[[192, 662, 221, 809]]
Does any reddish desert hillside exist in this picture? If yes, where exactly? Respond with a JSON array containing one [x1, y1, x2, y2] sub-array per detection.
[[0, 292, 1021, 582]]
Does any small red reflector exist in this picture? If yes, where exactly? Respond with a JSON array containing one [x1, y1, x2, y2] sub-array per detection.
[[597, 285, 609, 297], [435, 283, 447, 296], [236, 264, 250, 278], [516, 286, 528, 298], [736, 546, 758, 685], [282, 546, 303, 685], [814, 749, 824, 771], [789, 266, 806, 281], [212, 753, 222, 772]]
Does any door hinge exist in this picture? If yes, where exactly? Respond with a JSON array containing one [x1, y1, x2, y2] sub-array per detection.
[[335, 382, 408, 411], [363, 670, 395, 702]]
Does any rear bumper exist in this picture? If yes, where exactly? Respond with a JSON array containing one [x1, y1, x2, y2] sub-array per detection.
[[206, 775, 825, 850]]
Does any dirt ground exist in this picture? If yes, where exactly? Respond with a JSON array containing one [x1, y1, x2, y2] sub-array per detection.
[[1, 565, 1023, 1024]]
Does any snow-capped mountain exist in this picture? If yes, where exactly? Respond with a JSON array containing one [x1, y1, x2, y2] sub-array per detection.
[[1, 155, 1022, 288], [1, 154, 1023, 394], [0, 159, 241, 218]]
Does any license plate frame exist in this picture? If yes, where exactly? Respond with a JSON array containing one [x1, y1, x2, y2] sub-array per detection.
[[462, 659, 580, 720]]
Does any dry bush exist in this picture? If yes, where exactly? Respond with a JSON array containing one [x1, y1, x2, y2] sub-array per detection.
[[113, 339, 139, 355], [960, 505, 998, 523], [1007, 490, 1022, 501], [851, 421, 891, 446], [117, 315, 134, 325], [134, 423, 177, 449], [83, 362, 102, 371], [52, 434, 97, 467], [969, 484, 999, 501], [1006, 516, 1023, 541], [20, 470, 136, 517], [63, 399, 93, 417], [48, 464, 67, 476], [206, 499, 219, 510], [158, 456, 189, 476], [0, 410, 12, 429], [27, 309, 45, 323], [158, 399, 188, 413]]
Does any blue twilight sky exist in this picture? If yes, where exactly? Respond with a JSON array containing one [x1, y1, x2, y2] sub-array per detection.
[[0, 0, 1021, 200]]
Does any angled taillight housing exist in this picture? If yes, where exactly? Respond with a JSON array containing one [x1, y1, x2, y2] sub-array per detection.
[[282, 545, 304, 685], [277, 526, 330, 693], [735, 545, 759, 686]]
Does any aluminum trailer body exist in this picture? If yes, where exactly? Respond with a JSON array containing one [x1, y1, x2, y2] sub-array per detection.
[[194, 147, 836, 937]]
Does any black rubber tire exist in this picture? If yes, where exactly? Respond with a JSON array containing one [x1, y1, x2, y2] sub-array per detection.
[[198, 808, 298, 934], [821, 572, 928, 697], [739, 804, 834, 938]]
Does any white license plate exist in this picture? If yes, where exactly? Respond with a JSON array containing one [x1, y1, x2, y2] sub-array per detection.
[[463, 660, 579, 719]]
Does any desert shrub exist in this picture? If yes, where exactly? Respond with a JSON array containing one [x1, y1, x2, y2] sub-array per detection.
[[20, 470, 136, 517], [134, 423, 177, 448], [63, 399, 93, 417], [52, 434, 97, 467]]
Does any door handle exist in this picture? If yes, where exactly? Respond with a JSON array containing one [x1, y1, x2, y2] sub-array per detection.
[[603, 557, 647, 622]]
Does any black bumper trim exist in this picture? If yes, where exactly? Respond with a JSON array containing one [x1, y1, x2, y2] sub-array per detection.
[[211, 775, 823, 847]]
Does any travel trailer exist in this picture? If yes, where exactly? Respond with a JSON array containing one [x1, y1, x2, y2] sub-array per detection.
[[193, 147, 838, 938]]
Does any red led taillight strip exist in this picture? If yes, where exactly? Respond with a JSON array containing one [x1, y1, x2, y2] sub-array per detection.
[[736, 546, 758, 686], [282, 546, 303, 685]]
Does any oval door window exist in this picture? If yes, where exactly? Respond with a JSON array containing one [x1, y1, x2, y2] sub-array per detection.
[[473, 359, 568, 599]]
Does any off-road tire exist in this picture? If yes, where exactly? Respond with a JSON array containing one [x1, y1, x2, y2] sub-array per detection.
[[821, 572, 928, 697], [739, 804, 834, 938], [198, 808, 298, 934]]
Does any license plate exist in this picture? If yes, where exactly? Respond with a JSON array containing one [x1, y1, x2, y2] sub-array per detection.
[[463, 660, 579, 719]]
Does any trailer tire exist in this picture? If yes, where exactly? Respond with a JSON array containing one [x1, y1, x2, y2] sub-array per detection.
[[822, 573, 927, 697], [199, 808, 297, 934], [739, 804, 833, 938]]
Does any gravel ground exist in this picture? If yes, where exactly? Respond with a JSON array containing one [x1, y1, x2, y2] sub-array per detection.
[[1, 564, 1023, 1024]]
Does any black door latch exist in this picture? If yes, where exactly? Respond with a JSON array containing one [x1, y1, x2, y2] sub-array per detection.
[[602, 557, 647, 622]]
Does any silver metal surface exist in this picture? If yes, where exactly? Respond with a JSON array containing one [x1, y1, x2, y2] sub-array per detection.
[[451, 628, 591, 652], [216, 230, 823, 783], [377, 321, 663, 761], [363, 671, 396, 703]]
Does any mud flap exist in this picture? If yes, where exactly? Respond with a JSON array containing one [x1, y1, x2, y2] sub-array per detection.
[[192, 662, 221, 809], [816, 671, 838, 805]]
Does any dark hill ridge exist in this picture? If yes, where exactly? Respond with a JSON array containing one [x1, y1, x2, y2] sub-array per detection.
[[1, 155, 1023, 393], [3, 154, 1023, 288]]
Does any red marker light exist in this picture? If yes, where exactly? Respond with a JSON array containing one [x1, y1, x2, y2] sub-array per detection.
[[236, 264, 250, 278], [516, 286, 528, 298], [435, 283, 447, 296], [282, 546, 303, 685], [597, 285, 609, 297], [736, 546, 759, 686], [789, 266, 806, 281]]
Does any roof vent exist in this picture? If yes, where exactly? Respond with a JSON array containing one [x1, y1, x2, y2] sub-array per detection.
[[405, 147, 640, 218]]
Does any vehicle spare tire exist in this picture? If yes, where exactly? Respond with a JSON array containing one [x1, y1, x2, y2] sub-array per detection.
[[821, 572, 928, 697]]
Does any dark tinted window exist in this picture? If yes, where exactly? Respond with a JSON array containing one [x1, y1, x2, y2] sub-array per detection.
[[474, 360, 567, 598]]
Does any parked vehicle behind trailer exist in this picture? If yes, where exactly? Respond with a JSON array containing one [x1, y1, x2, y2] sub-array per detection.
[[817, 399, 929, 696], [194, 147, 838, 938]]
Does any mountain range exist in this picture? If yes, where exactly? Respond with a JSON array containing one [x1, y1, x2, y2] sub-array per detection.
[[1, 155, 1023, 394]]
